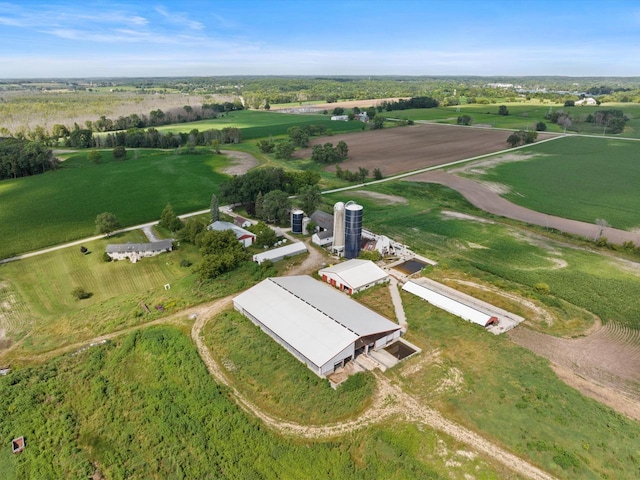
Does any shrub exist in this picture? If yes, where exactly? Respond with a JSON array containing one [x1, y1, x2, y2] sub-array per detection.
[[180, 259, 192, 267], [102, 252, 112, 262], [71, 286, 91, 300], [80, 246, 88, 253], [534, 282, 551, 294]]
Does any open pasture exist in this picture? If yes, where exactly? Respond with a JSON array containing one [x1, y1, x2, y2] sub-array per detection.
[[155, 109, 364, 139], [470, 136, 640, 230], [0, 149, 228, 259], [297, 123, 533, 177]]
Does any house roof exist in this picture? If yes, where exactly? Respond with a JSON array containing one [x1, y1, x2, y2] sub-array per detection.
[[234, 216, 250, 226], [310, 210, 334, 231], [233, 276, 400, 368], [319, 259, 389, 290], [208, 220, 255, 240], [315, 230, 334, 240], [106, 239, 173, 253]]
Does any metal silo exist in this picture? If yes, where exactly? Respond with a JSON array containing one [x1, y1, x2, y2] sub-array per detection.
[[332, 202, 346, 255], [344, 201, 363, 259], [291, 209, 304, 234]]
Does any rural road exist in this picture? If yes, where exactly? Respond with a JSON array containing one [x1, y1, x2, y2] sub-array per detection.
[[408, 170, 640, 246]]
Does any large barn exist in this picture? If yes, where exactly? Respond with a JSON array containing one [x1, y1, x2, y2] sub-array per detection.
[[233, 276, 402, 377]]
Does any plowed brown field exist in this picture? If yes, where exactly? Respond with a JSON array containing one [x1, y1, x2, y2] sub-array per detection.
[[295, 124, 527, 176]]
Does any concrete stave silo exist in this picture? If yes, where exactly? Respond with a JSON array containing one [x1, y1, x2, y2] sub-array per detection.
[[332, 202, 345, 255]]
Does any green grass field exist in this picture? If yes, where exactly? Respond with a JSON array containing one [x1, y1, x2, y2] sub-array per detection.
[[472, 136, 640, 230], [0, 149, 228, 259], [0, 326, 508, 479], [205, 309, 376, 424], [155, 109, 365, 139], [325, 182, 640, 329]]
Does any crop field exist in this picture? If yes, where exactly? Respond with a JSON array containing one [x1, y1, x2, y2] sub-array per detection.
[[296, 123, 528, 177], [390, 102, 640, 138], [468, 136, 640, 230], [155, 110, 364, 139], [0, 149, 228, 259]]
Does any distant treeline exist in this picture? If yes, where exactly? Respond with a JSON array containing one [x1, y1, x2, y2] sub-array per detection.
[[60, 126, 242, 149], [379, 96, 439, 111], [1, 101, 244, 144], [0, 138, 59, 180]]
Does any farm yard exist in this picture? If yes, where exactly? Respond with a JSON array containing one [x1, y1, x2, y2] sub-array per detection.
[[296, 123, 552, 177]]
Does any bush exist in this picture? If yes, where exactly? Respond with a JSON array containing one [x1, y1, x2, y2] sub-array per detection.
[[102, 252, 112, 262], [180, 259, 192, 267], [80, 246, 88, 253], [534, 282, 551, 294], [71, 286, 91, 300]]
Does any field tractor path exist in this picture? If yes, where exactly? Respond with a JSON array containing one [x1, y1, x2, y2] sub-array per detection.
[[409, 170, 640, 246]]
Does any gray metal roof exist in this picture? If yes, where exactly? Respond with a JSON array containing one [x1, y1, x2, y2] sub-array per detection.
[[310, 210, 334, 231], [208, 220, 255, 239], [319, 259, 389, 290], [106, 239, 173, 253], [234, 276, 400, 368]]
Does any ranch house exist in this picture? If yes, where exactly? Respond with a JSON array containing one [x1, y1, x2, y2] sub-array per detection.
[[105, 239, 173, 263]]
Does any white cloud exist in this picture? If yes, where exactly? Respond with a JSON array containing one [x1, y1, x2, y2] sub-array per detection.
[[155, 5, 204, 31]]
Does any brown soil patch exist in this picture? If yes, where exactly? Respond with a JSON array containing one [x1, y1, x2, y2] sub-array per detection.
[[509, 323, 640, 420], [220, 150, 259, 175], [296, 124, 518, 177]]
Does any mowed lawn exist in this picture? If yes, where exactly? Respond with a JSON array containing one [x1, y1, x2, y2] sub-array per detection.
[[0, 149, 228, 259], [478, 136, 640, 230], [155, 109, 365, 139]]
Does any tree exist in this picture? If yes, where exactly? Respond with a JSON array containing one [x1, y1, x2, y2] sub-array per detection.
[[332, 107, 345, 115], [71, 286, 91, 300], [373, 168, 383, 180], [248, 221, 277, 247], [535, 121, 547, 131], [210, 194, 220, 222], [371, 116, 385, 129], [95, 212, 121, 236], [257, 139, 275, 153], [357, 167, 369, 183], [287, 126, 309, 148], [298, 185, 321, 215], [457, 115, 472, 126], [112, 145, 127, 160], [159, 204, 183, 232], [274, 141, 295, 160], [498, 105, 509, 116], [335, 140, 349, 160], [87, 150, 103, 164], [564, 100, 575, 107], [507, 130, 538, 148], [262, 190, 291, 224], [195, 229, 248, 281], [255, 191, 265, 220], [177, 217, 207, 244]]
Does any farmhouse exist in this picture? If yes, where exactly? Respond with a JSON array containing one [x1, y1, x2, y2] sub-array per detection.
[[233, 276, 402, 377], [252, 242, 307, 265], [105, 239, 173, 263], [319, 259, 389, 295], [331, 115, 349, 121], [208, 220, 256, 247], [575, 97, 598, 106]]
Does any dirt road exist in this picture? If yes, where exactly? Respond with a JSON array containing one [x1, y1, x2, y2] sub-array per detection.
[[408, 170, 640, 246]]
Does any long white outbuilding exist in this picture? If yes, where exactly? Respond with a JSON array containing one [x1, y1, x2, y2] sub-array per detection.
[[233, 275, 402, 377]]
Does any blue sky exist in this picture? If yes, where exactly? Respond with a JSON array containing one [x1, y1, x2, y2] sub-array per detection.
[[1, 0, 639, 78]]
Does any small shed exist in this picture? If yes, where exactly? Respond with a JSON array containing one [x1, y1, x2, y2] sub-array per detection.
[[12, 436, 25, 454], [253, 242, 308, 265], [234, 216, 252, 228], [312, 230, 333, 247], [319, 259, 389, 295]]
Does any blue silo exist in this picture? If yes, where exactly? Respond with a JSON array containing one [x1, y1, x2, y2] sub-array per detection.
[[291, 209, 304, 234], [344, 202, 363, 259]]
